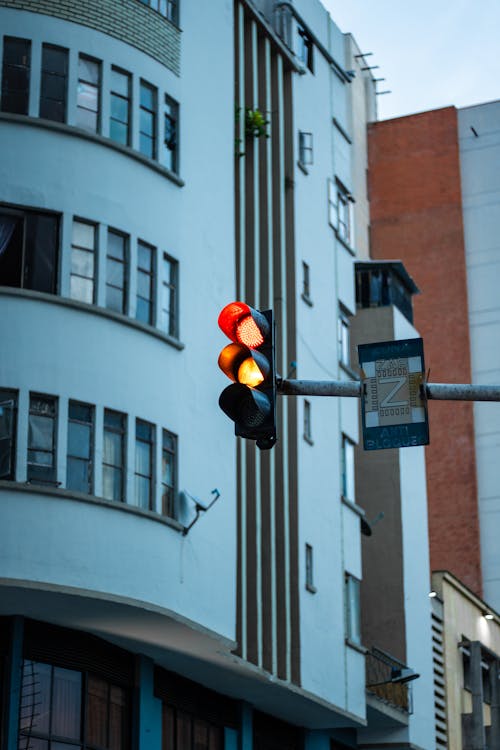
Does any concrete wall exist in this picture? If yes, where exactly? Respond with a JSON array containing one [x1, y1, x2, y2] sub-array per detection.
[[458, 100, 500, 610]]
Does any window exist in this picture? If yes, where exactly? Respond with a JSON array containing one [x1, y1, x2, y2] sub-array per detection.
[[338, 310, 350, 369], [337, 187, 350, 244], [70, 219, 96, 304], [136, 241, 154, 325], [328, 179, 354, 247], [139, 80, 157, 158], [106, 230, 127, 314], [27, 394, 57, 484], [298, 131, 313, 166], [162, 704, 223, 750], [134, 419, 154, 510], [161, 253, 178, 337], [76, 55, 100, 132], [305, 544, 316, 593], [163, 95, 179, 173], [303, 400, 312, 444], [302, 261, 311, 304], [1, 37, 31, 115], [0, 207, 59, 294], [67, 401, 94, 494], [103, 409, 126, 502], [40, 44, 68, 122], [161, 429, 177, 517], [139, 0, 179, 25], [297, 27, 314, 72], [110, 67, 131, 146], [341, 435, 355, 501], [345, 573, 361, 645], [19, 660, 130, 750], [0, 389, 17, 480]]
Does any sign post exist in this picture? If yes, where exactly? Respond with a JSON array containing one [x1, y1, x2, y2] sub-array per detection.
[[357, 338, 429, 450]]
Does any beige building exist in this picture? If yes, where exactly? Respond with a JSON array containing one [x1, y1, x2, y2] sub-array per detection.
[[431, 571, 500, 750]]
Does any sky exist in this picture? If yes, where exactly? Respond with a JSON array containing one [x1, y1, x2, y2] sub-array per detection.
[[322, 0, 500, 121]]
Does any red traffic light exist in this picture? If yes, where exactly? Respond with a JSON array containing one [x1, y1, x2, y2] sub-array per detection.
[[218, 302, 270, 349]]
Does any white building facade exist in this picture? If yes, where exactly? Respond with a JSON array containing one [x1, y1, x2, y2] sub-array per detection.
[[0, 1, 435, 748]]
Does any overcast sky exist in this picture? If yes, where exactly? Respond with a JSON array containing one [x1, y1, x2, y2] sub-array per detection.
[[322, 0, 500, 121]]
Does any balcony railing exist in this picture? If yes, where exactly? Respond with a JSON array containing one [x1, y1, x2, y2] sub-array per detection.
[[365, 647, 411, 713]]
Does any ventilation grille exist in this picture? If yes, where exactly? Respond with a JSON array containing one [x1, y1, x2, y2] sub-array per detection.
[[432, 604, 448, 748]]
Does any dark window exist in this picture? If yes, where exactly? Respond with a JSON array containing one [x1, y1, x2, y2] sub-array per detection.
[[162, 704, 223, 750], [106, 230, 127, 314], [110, 67, 131, 146], [303, 400, 312, 444], [0, 207, 59, 294], [103, 409, 126, 502], [19, 660, 130, 750], [161, 429, 177, 517], [139, 80, 157, 158], [135, 419, 154, 510], [302, 261, 311, 303], [71, 219, 96, 304], [67, 401, 94, 494], [136, 240, 154, 325], [297, 27, 314, 72], [27, 394, 57, 485], [40, 44, 68, 122], [76, 55, 100, 132], [0, 389, 17, 480], [161, 253, 178, 338], [305, 544, 316, 593], [163, 95, 179, 173], [1, 36, 31, 115]]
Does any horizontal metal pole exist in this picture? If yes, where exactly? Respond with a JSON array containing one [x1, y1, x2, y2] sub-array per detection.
[[424, 383, 500, 402], [278, 379, 500, 402], [277, 379, 362, 397]]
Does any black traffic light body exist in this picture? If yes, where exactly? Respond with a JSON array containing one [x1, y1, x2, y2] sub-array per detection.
[[218, 303, 276, 450]]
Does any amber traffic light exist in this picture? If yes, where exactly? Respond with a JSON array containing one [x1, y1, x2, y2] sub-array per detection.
[[218, 302, 276, 450]]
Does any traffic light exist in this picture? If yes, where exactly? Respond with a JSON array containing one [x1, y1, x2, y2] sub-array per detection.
[[218, 301, 276, 450]]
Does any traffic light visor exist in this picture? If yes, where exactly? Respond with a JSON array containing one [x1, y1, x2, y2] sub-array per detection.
[[218, 343, 270, 387], [218, 302, 270, 349]]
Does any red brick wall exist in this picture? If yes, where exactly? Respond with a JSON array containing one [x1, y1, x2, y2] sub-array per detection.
[[368, 107, 482, 595]]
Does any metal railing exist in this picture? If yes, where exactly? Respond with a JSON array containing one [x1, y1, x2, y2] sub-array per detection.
[[365, 647, 410, 713]]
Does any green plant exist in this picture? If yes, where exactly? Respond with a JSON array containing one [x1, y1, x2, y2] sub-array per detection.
[[245, 107, 269, 139]]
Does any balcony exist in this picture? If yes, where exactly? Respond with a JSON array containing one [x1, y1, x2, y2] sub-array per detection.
[[365, 647, 413, 727]]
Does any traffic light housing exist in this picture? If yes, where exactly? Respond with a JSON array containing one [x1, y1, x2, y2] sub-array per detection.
[[218, 301, 276, 450]]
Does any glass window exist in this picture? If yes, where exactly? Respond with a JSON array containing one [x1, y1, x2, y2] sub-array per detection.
[[302, 261, 311, 302], [297, 27, 313, 72], [298, 131, 313, 166], [163, 95, 179, 173], [0, 208, 59, 294], [328, 179, 337, 229], [106, 230, 127, 314], [103, 409, 126, 502], [332, 179, 354, 247], [160, 253, 178, 338], [110, 67, 131, 146], [345, 574, 361, 645], [136, 241, 154, 325], [19, 660, 130, 750], [305, 543, 315, 592], [134, 419, 154, 510], [139, 0, 179, 24], [1, 36, 31, 115], [161, 704, 223, 750], [139, 80, 157, 159], [27, 394, 57, 484], [40, 44, 68, 123], [67, 401, 93, 494], [0, 389, 17, 480], [341, 435, 355, 501], [70, 219, 96, 304], [303, 400, 312, 444], [161, 429, 177, 517], [338, 311, 350, 368], [76, 55, 100, 132]]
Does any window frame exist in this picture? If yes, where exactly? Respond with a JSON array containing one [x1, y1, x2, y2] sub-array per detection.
[[0, 389, 17, 481], [136, 240, 155, 326], [134, 418, 155, 511], [76, 53, 101, 133], [163, 94, 179, 173], [102, 409, 126, 503], [110, 66, 132, 147], [298, 131, 313, 167], [160, 252, 179, 339], [139, 79, 157, 159], [66, 400, 94, 495], [27, 393, 58, 485], [297, 26, 314, 72], [70, 218, 97, 305], [1, 36, 31, 115], [338, 309, 351, 370], [341, 434, 355, 502], [106, 228, 128, 315], [345, 573, 361, 646], [305, 543, 316, 593], [39, 43, 69, 123], [161, 428, 177, 518]]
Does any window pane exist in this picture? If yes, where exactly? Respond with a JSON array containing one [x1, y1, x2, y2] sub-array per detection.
[[107, 257, 125, 288], [104, 411, 124, 431], [28, 414, 53, 451], [110, 119, 128, 145], [77, 82, 98, 113], [68, 421, 91, 460], [140, 133, 154, 158], [52, 667, 82, 739], [20, 661, 51, 735], [111, 95, 129, 123], [71, 247, 94, 277], [79, 57, 99, 84], [41, 70, 66, 101], [86, 675, 108, 748], [103, 465, 122, 501], [138, 242, 152, 271], [136, 297, 151, 325], [0, 401, 13, 440], [104, 430, 122, 466], [76, 106, 98, 132], [162, 452, 173, 486], [67, 457, 90, 493], [106, 284, 124, 313], [28, 449, 53, 466], [108, 232, 125, 260], [140, 109, 154, 137], [42, 46, 68, 74], [137, 271, 151, 301], [140, 82, 154, 110], [111, 69, 128, 97], [134, 475, 151, 509], [72, 220, 94, 250], [109, 685, 127, 750], [70, 276, 93, 304], [135, 440, 151, 476]]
